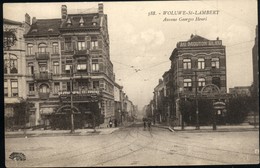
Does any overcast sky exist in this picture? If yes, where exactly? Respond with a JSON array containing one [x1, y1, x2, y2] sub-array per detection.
[[3, 0, 258, 110]]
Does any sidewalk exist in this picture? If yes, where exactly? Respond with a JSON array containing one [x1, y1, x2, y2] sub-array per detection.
[[152, 123, 259, 133], [5, 127, 120, 138]]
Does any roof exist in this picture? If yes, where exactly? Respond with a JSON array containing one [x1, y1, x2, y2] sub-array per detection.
[[3, 18, 23, 26], [187, 34, 209, 42], [60, 13, 100, 29], [26, 19, 61, 37]]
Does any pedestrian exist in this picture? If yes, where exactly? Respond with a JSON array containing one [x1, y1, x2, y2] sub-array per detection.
[[114, 119, 118, 127], [109, 119, 113, 128], [143, 118, 146, 129], [147, 119, 151, 131]]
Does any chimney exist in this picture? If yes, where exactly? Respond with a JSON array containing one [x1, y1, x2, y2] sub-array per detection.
[[217, 37, 219, 40], [32, 17, 37, 24], [61, 5, 67, 20], [98, 3, 103, 14], [25, 13, 31, 25], [190, 34, 194, 38]]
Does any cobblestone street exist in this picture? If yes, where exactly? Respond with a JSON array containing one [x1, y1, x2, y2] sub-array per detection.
[[5, 123, 259, 167]]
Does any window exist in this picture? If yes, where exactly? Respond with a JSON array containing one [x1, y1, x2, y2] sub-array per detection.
[[39, 63, 47, 72], [92, 59, 99, 72], [54, 82, 60, 94], [77, 64, 87, 70], [183, 79, 192, 91], [29, 83, 35, 95], [53, 61, 59, 74], [212, 77, 221, 89], [93, 81, 100, 89], [198, 58, 205, 69], [67, 82, 72, 91], [91, 37, 98, 49], [27, 43, 33, 55], [39, 84, 49, 93], [183, 59, 191, 69], [38, 43, 47, 53], [198, 78, 206, 90], [211, 58, 219, 69], [52, 42, 59, 54], [11, 81, 18, 97], [65, 37, 72, 51], [4, 80, 8, 97], [77, 41, 85, 51], [28, 62, 34, 75], [9, 54, 18, 74], [4, 58, 8, 74]]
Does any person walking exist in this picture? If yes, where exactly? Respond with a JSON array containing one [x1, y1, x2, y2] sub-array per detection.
[[114, 119, 118, 127], [147, 119, 151, 131], [109, 118, 113, 128]]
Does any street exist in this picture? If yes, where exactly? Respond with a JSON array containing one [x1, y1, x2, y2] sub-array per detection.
[[5, 123, 259, 167]]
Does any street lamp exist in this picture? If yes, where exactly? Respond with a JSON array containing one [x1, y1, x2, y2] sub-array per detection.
[[70, 65, 75, 133], [194, 70, 200, 130]]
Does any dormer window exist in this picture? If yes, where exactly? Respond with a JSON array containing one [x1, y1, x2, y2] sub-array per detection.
[[31, 29, 38, 33], [66, 18, 72, 27], [48, 28, 53, 32], [79, 16, 84, 27]]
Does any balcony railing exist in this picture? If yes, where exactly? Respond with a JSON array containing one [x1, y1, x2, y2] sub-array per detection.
[[39, 92, 50, 100], [36, 52, 50, 60], [73, 50, 89, 56], [34, 72, 52, 81], [211, 68, 221, 74]]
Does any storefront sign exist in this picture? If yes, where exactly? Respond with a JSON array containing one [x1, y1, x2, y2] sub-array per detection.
[[178, 40, 222, 48]]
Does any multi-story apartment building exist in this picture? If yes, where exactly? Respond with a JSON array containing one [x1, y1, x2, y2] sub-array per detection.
[[4, 18, 30, 129], [169, 34, 227, 126], [114, 82, 123, 125], [153, 79, 165, 123], [23, 4, 115, 129]]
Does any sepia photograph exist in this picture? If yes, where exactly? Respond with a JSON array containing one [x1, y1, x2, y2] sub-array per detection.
[[3, 0, 259, 167]]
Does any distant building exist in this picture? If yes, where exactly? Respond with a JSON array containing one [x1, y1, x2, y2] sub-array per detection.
[[229, 86, 251, 97], [153, 79, 165, 123], [169, 34, 227, 126], [114, 82, 123, 125], [252, 25, 258, 96]]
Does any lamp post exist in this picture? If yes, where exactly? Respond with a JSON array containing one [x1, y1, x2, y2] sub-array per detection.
[[194, 70, 200, 130], [70, 65, 75, 133]]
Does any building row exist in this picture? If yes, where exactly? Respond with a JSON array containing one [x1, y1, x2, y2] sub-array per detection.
[[146, 30, 258, 126], [146, 34, 228, 126], [4, 4, 137, 130]]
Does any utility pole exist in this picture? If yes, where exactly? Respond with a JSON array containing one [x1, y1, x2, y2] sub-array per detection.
[[195, 70, 200, 130], [70, 65, 75, 134]]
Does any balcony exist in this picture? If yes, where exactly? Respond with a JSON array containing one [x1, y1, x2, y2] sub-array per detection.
[[182, 69, 193, 74], [36, 52, 50, 60], [34, 72, 52, 81], [211, 68, 221, 74], [39, 92, 50, 100], [58, 89, 101, 102], [73, 50, 89, 57]]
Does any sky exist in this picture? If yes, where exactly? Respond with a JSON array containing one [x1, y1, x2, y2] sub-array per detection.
[[3, 0, 258, 110]]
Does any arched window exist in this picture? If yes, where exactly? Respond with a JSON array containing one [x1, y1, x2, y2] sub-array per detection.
[[27, 43, 33, 55], [183, 78, 192, 91], [52, 42, 59, 54], [198, 78, 206, 90], [183, 59, 191, 69], [212, 77, 221, 89], [198, 58, 205, 69], [39, 84, 50, 93], [9, 54, 18, 74], [38, 43, 47, 53], [211, 58, 219, 69]]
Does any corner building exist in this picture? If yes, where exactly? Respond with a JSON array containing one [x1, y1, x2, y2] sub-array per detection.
[[170, 35, 227, 126], [24, 4, 115, 128]]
